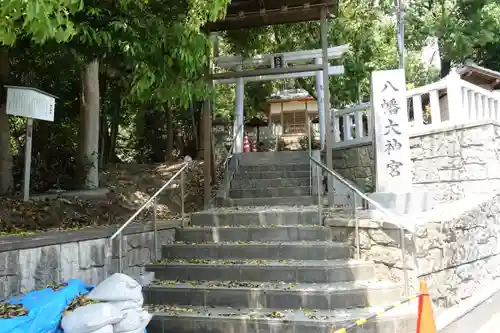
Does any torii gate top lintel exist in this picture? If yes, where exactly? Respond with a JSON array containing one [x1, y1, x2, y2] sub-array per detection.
[[214, 44, 350, 70], [204, 0, 339, 31]]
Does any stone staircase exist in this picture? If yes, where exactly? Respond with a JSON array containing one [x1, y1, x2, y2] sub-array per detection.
[[223, 151, 316, 206], [143, 152, 415, 333]]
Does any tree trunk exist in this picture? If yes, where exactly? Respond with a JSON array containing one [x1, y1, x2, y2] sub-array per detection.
[[192, 105, 199, 157], [109, 106, 119, 162], [148, 109, 166, 163], [34, 120, 50, 173], [0, 47, 13, 195], [175, 130, 184, 157], [166, 105, 173, 162], [79, 59, 100, 188], [99, 112, 110, 166], [99, 71, 109, 166], [210, 129, 216, 184], [440, 58, 452, 78]]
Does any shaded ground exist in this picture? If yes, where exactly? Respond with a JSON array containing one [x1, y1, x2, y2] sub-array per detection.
[[0, 159, 224, 235]]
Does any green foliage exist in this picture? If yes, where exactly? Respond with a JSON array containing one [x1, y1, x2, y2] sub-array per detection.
[[406, 0, 500, 68], [0, 0, 83, 45], [1, 0, 233, 193], [214, 84, 235, 119], [3, 0, 500, 195], [218, 0, 447, 114]]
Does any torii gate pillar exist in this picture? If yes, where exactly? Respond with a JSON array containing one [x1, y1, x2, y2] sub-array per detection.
[[321, 6, 335, 205], [234, 75, 244, 153]]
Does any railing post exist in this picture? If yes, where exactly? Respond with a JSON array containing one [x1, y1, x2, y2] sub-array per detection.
[[118, 233, 123, 273], [354, 110, 363, 139], [308, 119, 312, 195], [446, 70, 463, 123], [181, 169, 185, 226], [352, 191, 360, 259], [316, 164, 322, 225], [153, 196, 158, 261], [411, 94, 424, 127], [400, 224, 409, 297]]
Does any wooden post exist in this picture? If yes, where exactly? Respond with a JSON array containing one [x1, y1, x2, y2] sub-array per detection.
[[203, 99, 211, 209], [321, 6, 334, 205]]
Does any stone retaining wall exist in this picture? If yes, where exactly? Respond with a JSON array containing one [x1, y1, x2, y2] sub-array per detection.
[[330, 121, 500, 201], [331, 143, 374, 188], [414, 194, 500, 308], [411, 122, 500, 202], [326, 192, 500, 309], [0, 221, 178, 300], [326, 215, 416, 290]]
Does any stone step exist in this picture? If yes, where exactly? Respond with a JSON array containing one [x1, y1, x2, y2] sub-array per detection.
[[190, 207, 321, 227], [231, 177, 310, 189], [146, 259, 375, 283], [176, 225, 332, 243], [229, 186, 310, 199], [146, 304, 416, 333], [144, 280, 402, 310], [160, 241, 351, 261], [238, 151, 311, 166], [222, 196, 317, 207], [233, 170, 310, 180], [238, 163, 310, 173]]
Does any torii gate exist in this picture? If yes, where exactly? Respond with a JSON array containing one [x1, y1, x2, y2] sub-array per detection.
[[213, 44, 350, 153], [203, 0, 340, 208]]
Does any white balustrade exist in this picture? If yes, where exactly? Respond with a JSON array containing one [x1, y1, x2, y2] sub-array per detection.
[[331, 102, 371, 148], [406, 71, 500, 129], [406, 80, 447, 128], [330, 72, 500, 149], [459, 79, 500, 121]]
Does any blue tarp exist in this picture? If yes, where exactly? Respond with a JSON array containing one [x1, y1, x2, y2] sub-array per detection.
[[0, 279, 91, 333]]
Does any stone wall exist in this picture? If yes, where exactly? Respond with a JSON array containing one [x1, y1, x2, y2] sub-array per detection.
[[330, 121, 500, 201], [414, 193, 500, 308], [411, 122, 500, 202], [325, 214, 416, 290], [331, 143, 374, 188], [326, 192, 500, 309], [0, 221, 177, 300]]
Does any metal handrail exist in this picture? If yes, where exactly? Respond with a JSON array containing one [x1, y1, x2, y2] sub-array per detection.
[[307, 118, 313, 195], [310, 156, 414, 231], [110, 162, 190, 273], [309, 156, 411, 297]]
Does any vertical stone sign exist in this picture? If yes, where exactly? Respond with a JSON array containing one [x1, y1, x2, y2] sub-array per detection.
[[371, 69, 411, 193]]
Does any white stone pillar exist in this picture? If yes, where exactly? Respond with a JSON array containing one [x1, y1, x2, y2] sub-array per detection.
[[372, 69, 411, 193], [314, 57, 325, 150], [446, 70, 463, 123], [369, 69, 434, 217], [234, 75, 244, 153]]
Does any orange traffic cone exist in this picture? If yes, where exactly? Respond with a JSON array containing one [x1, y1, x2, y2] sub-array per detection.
[[243, 132, 251, 153], [416, 280, 437, 333]]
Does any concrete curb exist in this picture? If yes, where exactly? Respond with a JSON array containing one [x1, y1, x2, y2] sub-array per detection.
[[436, 279, 500, 332]]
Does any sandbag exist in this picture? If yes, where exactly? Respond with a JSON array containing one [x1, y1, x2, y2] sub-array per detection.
[[114, 309, 141, 332], [61, 303, 123, 333], [0, 279, 90, 333], [116, 310, 152, 333], [121, 328, 148, 333], [109, 300, 142, 312], [87, 273, 143, 303], [87, 325, 114, 333]]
